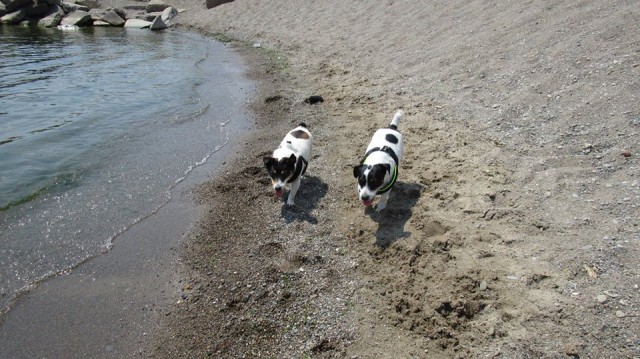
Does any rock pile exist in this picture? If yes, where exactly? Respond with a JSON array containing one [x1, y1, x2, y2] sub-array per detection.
[[0, 0, 179, 30]]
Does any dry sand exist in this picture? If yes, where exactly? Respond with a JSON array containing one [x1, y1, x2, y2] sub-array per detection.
[[151, 0, 639, 358]]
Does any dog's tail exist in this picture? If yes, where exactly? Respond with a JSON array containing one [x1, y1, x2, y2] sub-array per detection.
[[298, 122, 308, 128], [389, 110, 403, 130]]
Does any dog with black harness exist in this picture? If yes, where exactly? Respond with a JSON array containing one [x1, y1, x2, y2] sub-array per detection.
[[353, 110, 404, 212], [263, 123, 313, 206]]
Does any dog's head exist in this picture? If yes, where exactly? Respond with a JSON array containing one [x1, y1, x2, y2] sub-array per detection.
[[353, 163, 391, 207], [264, 154, 297, 198]]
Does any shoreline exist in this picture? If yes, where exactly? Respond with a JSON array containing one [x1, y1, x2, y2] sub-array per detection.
[[0, 27, 256, 357], [151, 27, 359, 357]]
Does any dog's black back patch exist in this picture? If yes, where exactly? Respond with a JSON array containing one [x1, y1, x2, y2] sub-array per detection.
[[385, 133, 399, 144], [290, 130, 310, 139]]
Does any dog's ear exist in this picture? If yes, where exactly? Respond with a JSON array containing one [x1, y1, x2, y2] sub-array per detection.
[[287, 154, 297, 165], [353, 165, 363, 178], [382, 163, 391, 174], [263, 157, 275, 169]]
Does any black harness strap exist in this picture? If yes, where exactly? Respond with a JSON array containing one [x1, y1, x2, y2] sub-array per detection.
[[362, 146, 399, 165], [288, 156, 308, 183]]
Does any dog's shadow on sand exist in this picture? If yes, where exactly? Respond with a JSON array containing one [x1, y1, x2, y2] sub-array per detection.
[[366, 181, 423, 248], [280, 176, 328, 224]]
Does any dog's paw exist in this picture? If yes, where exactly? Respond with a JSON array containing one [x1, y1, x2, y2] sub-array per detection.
[[286, 200, 296, 207]]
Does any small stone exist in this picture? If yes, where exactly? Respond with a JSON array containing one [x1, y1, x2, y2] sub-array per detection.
[[603, 290, 619, 297], [563, 342, 580, 356], [615, 310, 625, 318], [487, 326, 496, 337], [479, 280, 488, 291], [621, 150, 632, 157], [596, 294, 608, 303], [304, 95, 324, 105]]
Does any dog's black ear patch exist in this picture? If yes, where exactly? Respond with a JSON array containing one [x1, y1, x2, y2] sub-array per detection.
[[263, 157, 276, 169], [353, 165, 363, 178], [382, 163, 391, 174], [287, 154, 297, 165], [385, 133, 398, 144]]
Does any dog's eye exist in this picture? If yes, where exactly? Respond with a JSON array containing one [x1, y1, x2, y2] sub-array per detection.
[[367, 170, 384, 189]]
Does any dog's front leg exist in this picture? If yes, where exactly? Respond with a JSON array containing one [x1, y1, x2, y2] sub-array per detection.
[[376, 191, 390, 212], [286, 178, 301, 206]]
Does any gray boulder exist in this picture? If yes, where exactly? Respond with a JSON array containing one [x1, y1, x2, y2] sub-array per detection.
[[89, 8, 125, 26], [0, 9, 26, 24], [60, 9, 92, 26], [149, 15, 166, 30], [0, 3, 6, 18], [161, 6, 176, 22], [37, 4, 63, 27], [60, 2, 89, 12], [205, 0, 233, 9], [101, 9, 124, 25], [146, 0, 167, 13], [123, 18, 151, 28]]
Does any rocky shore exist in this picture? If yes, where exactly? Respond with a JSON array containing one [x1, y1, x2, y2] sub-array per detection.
[[0, 0, 178, 29]]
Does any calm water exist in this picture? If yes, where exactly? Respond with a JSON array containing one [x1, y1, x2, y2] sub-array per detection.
[[0, 25, 253, 312]]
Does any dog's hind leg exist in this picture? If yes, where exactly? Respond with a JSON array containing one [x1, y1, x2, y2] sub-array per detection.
[[376, 191, 390, 212], [286, 178, 301, 206]]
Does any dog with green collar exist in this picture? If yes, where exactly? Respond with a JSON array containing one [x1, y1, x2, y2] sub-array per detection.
[[353, 110, 404, 212]]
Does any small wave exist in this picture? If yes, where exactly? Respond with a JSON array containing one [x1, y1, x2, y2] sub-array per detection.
[[171, 104, 210, 125], [0, 136, 23, 145], [28, 120, 72, 134]]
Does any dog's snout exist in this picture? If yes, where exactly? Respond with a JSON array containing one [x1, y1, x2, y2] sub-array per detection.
[[361, 194, 371, 201], [275, 185, 284, 191]]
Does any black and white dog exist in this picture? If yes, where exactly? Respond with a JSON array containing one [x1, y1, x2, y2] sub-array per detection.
[[263, 123, 313, 206], [353, 110, 404, 212]]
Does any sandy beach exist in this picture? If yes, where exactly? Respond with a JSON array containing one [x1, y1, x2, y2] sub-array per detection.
[[147, 0, 639, 357]]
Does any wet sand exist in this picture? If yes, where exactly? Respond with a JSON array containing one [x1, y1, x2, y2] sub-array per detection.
[[0, 33, 254, 357]]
